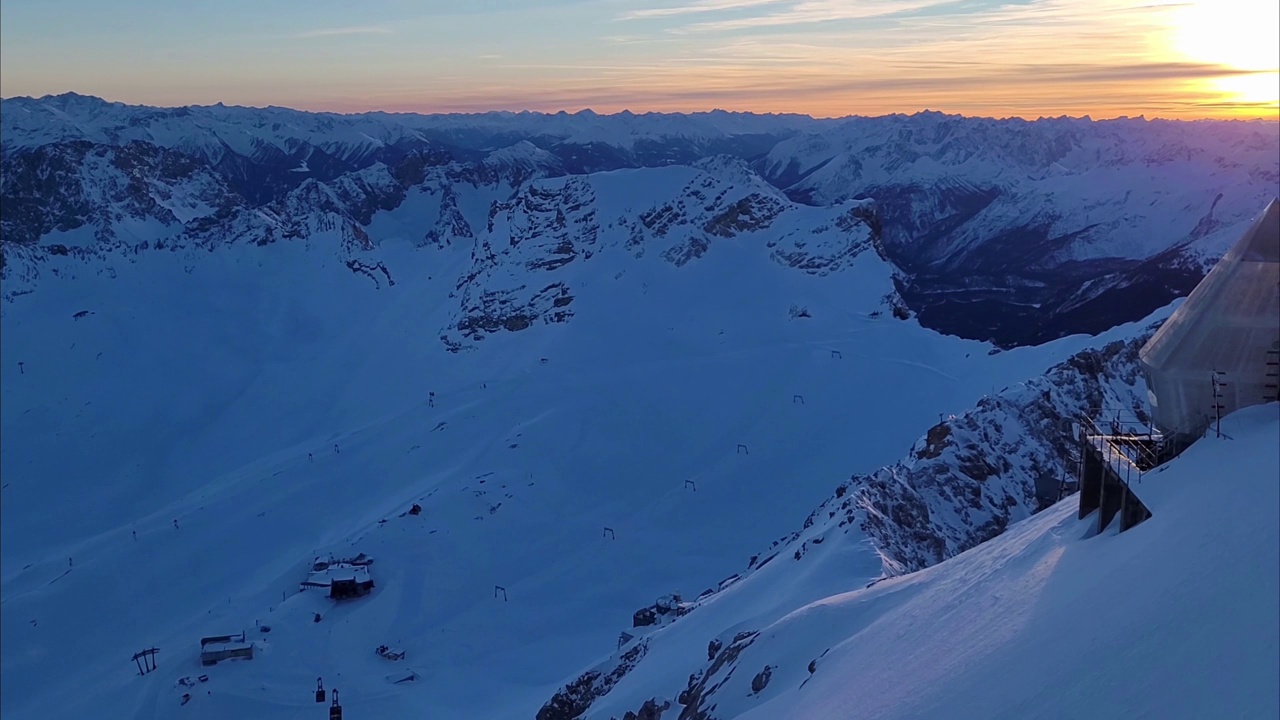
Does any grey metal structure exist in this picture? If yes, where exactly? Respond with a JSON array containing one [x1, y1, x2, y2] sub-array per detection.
[[1139, 199, 1280, 439]]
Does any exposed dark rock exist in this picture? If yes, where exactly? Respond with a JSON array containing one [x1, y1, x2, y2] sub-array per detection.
[[662, 236, 710, 267], [344, 259, 397, 289], [820, 331, 1153, 575], [917, 423, 951, 460], [702, 194, 783, 237], [676, 630, 758, 720], [616, 697, 672, 720], [749, 665, 772, 694], [768, 201, 876, 275], [537, 640, 649, 720], [451, 282, 575, 343]]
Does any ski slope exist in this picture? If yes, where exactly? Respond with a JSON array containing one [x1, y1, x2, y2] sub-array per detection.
[[615, 403, 1279, 720], [0, 177, 1146, 720]]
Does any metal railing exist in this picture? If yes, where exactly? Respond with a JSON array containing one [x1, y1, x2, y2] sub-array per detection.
[[1076, 410, 1167, 484]]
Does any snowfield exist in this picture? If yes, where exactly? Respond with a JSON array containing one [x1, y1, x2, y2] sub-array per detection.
[[0, 198, 1189, 720], [1, 98, 1276, 720]]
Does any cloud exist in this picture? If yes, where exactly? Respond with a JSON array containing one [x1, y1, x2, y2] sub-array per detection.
[[292, 26, 394, 39], [621, 0, 789, 20], [731, 0, 945, 28], [319, 56, 1273, 120]]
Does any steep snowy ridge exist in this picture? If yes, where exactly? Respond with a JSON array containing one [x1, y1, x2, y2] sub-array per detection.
[[539, 314, 1170, 720], [443, 176, 599, 349], [0, 94, 819, 152], [485, 141, 566, 186], [441, 164, 879, 351], [758, 113, 1277, 345], [0, 94, 814, 196], [647, 404, 1280, 720], [0, 140, 234, 247], [0, 95, 820, 153], [0, 143, 535, 300], [0, 140, 251, 302], [849, 331, 1155, 575], [757, 114, 1280, 345]]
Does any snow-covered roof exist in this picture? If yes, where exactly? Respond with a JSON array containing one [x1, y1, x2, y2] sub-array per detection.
[[301, 563, 372, 588], [200, 632, 250, 651]]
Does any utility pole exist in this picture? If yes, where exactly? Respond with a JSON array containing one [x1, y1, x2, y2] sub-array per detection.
[[1211, 370, 1228, 438]]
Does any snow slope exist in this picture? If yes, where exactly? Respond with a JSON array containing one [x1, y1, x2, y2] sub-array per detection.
[[0, 159, 1147, 720], [619, 403, 1279, 720], [540, 309, 1177, 720]]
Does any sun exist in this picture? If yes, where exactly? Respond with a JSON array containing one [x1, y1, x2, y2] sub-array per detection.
[[1170, 0, 1279, 71], [1167, 0, 1279, 111]]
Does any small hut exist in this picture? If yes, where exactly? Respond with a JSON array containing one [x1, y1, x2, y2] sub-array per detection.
[[200, 632, 254, 666], [329, 568, 374, 600], [301, 554, 375, 600]]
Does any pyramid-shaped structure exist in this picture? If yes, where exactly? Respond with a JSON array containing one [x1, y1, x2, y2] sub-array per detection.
[[1140, 198, 1280, 437]]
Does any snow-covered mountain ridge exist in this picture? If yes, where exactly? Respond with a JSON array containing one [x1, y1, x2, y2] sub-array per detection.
[[598, 404, 1279, 720], [1, 93, 813, 201], [538, 316, 1168, 720], [3, 94, 1277, 347]]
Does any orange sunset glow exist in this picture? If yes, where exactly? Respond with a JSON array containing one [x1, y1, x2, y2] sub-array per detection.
[[2, 0, 1277, 119]]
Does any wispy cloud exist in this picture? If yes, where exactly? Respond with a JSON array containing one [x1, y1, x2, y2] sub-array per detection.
[[292, 26, 394, 39], [621, 0, 788, 20], [673, 0, 953, 31]]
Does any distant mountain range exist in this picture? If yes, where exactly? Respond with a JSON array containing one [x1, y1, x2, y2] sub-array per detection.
[[2, 93, 1277, 347]]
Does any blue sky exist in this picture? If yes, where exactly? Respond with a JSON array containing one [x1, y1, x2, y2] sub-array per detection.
[[1, 0, 1276, 118]]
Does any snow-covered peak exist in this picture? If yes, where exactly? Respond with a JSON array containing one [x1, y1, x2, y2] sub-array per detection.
[[482, 140, 563, 181]]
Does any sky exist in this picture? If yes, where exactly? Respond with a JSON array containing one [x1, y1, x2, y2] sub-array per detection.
[[1, 0, 1277, 119]]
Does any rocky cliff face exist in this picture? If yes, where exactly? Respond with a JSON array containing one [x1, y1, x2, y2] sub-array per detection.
[[435, 162, 880, 350], [738, 331, 1152, 590], [0, 140, 235, 248], [839, 334, 1150, 576]]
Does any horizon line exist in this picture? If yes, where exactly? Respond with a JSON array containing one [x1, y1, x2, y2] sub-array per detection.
[[4, 91, 1278, 124]]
